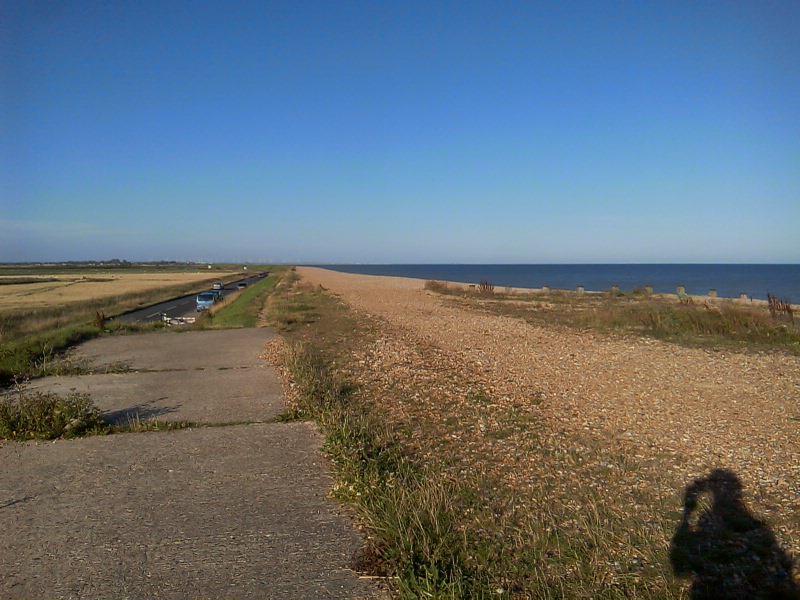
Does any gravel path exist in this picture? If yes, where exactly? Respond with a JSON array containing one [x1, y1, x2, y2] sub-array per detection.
[[300, 267, 800, 549]]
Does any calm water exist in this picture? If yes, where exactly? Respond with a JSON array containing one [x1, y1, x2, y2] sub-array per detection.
[[314, 264, 800, 301]]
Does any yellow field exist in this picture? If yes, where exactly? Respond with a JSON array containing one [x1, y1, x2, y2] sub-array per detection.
[[0, 272, 238, 311]]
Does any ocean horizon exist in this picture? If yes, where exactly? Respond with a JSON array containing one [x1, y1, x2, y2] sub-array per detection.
[[313, 264, 800, 301]]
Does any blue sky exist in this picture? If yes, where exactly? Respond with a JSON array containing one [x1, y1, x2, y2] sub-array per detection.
[[2, 1, 798, 263]]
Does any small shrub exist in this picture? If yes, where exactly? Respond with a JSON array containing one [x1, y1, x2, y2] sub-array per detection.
[[0, 390, 107, 440], [767, 294, 794, 322], [93, 311, 108, 328], [477, 280, 495, 295], [424, 280, 449, 293]]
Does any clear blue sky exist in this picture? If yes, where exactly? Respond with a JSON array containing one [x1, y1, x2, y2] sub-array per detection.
[[2, 1, 798, 263]]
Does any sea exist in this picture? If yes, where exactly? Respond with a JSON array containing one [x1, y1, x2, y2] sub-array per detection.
[[313, 264, 800, 301]]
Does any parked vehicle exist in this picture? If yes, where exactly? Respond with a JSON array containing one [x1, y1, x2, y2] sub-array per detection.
[[212, 281, 224, 290], [236, 282, 247, 290], [196, 292, 218, 312]]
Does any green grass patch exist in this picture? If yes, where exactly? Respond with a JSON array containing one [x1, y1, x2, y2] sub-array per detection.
[[264, 271, 326, 332], [0, 324, 102, 388], [202, 271, 283, 329]]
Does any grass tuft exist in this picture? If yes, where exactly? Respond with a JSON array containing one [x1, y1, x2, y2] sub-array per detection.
[[424, 280, 449, 293], [478, 280, 495, 295], [110, 414, 196, 433], [0, 390, 107, 440]]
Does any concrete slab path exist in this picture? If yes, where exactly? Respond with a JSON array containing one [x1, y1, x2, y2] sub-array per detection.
[[0, 329, 382, 599], [24, 329, 284, 424]]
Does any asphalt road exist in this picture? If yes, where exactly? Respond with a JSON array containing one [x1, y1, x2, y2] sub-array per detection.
[[115, 273, 267, 324]]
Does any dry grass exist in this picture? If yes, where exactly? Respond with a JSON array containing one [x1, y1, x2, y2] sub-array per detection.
[[429, 284, 800, 354], [424, 280, 450, 293], [0, 271, 238, 310]]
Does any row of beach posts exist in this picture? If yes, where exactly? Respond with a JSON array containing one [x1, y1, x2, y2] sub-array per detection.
[[575, 285, 751, 302], [467, 283, 755, 302]]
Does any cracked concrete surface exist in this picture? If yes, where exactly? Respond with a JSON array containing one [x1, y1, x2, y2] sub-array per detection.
[[0, 329, 381, 599]]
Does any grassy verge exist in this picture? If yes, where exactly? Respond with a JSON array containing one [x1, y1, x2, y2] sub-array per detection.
[[425, 281, 800, 354], [267, 272, 323, 331], [268, 277, 692, 598], [0, 320, 163, 388], [282, 341, 489, 596], [201, 270, 284, 328]]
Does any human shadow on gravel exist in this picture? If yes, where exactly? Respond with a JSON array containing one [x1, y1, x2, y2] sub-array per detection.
[[670, 469, 799, 599]]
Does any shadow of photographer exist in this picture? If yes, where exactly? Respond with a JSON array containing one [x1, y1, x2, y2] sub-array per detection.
[[671, 469, 798, 599]]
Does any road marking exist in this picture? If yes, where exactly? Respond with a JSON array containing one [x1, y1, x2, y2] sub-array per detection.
[[145, 303, 179, 318]]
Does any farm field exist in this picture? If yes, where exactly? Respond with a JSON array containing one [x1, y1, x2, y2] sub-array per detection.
[[0, 271, 239, 311]]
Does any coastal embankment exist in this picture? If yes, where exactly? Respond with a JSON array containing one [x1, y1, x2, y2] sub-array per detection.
[[290, 265, 799, 596]]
